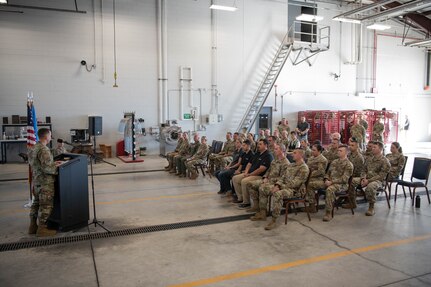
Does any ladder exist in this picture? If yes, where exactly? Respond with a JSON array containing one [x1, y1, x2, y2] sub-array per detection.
[[236, 22, 330, 133], [237, 35, 293, 133]]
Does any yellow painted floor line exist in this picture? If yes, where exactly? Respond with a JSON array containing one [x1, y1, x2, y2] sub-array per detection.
[[0, 192, 211, 216], [168, 233, 431, 287]]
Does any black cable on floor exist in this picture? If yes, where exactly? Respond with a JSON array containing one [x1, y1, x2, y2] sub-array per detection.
[[376, 271, 431, 286], [87, 226, 101, 287]]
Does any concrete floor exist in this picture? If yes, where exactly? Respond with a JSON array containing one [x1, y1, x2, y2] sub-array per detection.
[[1, 148, 431, 287]]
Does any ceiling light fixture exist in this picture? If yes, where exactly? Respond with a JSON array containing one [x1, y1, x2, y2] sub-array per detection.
[[296, 14, 323, 22], [366, 23, 391, 30], [209, 4, 237, 11], [0, 0, 8, 4], [333, 17, 361, 24]]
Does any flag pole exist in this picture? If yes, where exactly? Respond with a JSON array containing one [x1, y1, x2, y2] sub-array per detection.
[[24, 92, 34, 208]]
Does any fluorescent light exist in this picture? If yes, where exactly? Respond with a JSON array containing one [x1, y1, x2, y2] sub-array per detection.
[[0, 0, 8, 4], [333, 17, 361, 24], [210, 4, 237, 11], [366, 23, 391, 30], [296, 14, 324, 22]]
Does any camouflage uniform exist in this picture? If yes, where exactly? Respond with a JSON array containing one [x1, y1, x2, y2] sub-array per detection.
[[303, 147, 312, 162], [166, 138, 184, 166], [373, 122, 385, 143], [29, 142, 58, 224], [51, 146, 66, 158], [287, 138, 300, 151], [209, 139, 235, 171], [363, 148, 374, 164], [172, 139, 189, 172], [386, 153, 406, 181], [360, 119, 369, 131], [349, 150, 365, 178], [324, 158, 353, 212], [350, 124, 366, 150], [277, 124, 290, 134], [249, 157, 290, 208], [185, 144, 209, 178], [306, 154, 328, 205], [176, 140, 201, 176], [322, 146, 338, 163], [259, 162, 309, 218], [352, 155, 390, 204]]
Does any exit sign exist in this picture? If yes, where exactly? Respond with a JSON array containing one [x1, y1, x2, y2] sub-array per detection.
[[183, 113, 192, 120]]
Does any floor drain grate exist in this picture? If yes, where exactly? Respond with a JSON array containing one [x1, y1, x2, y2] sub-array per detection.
[[0, 214, 252, 252], [0, 191, 428, 252]]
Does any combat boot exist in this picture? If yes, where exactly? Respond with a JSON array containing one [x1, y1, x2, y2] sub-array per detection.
[[306, 204, 317, 213], [323, 211, 332, 222], [164, 163, 171, 170], [28, 217, 38, 235], [250, 210, 267, 221], [169, 168, 176, 174], [264, 218, 277, 230], [190, 173, 198, 180], [246, 204, 260, 213], [36, 225, 57, 237], [365, 203, 375, 216]]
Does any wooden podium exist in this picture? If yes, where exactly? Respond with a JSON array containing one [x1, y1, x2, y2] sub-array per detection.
[[48, 153, 89, 231]]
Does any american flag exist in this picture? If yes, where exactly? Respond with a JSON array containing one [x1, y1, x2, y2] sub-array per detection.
[[27, 100, 38, 147]]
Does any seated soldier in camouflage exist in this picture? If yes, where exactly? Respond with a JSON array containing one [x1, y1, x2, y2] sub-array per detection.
[[176, 133, 201, 177], [170, 133, 190, 174], [185, 136, 210, 180], [373, 117, 385, 143], [322, 144, 354, 222], [280, 130, 289, 150], [386, 142, 406, 181], [252, 149, 309, 230], [247, 143, 290, 213], [164, 135, 184, 171], [354, 141, 390, 216], [342, 137, 365, 209], [305, 144, 328, 213], [267, 136, 277, 156], [209, 132, 235, 173], [300, 139, 312, 162], [247, 133, 256, 152], [362, 141, 375, 163], [322, 134, 340, 164], [287, 131, 300, 152], [264, 129, 271, 139]]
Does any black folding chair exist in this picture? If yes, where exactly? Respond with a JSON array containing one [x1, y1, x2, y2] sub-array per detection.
[[395, 157, 431, 206], [332, 176, 355, 217], [283, 171, 312, 224], [387, 155, 408, 200]]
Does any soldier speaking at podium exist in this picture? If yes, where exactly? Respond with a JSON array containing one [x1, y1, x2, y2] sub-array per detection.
[[28, 128, 61, 237]]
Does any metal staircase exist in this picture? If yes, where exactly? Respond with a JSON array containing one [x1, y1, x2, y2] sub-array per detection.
[[237, 22, 330, 133]]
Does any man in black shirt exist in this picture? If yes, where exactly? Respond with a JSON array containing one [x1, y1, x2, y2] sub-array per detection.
[[232, 139, 274, 208], [296, 116, 310, 142]]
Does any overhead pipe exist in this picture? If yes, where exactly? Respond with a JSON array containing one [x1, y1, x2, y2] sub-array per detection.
[[210, 7, 218, 115], [361, 0, 431, 22], [346, 23, 363, 65], [3, 4, 86, 13], [333, 0, 393, 19], [425, 51, 431, 90], [157, 0, 168, 123]]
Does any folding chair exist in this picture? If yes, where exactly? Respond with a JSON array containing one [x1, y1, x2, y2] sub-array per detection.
[[194, 149, 212, 178], [332, 176, 354, 218], [376, 173, 391, 209], [283, 171, 312, 224], [395, 157, 431, 206], [387, 155, 408, 200]]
